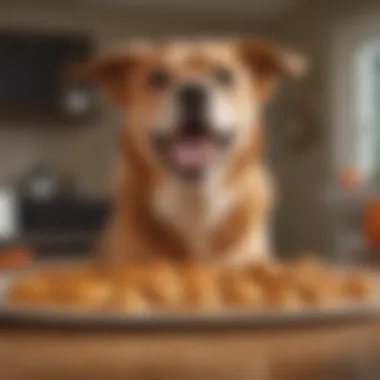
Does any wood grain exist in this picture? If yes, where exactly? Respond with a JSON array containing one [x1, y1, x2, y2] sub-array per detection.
[[1, 321, 380, 380]]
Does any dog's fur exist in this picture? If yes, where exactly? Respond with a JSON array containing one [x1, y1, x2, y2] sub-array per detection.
[[87, 38, 305, 267]]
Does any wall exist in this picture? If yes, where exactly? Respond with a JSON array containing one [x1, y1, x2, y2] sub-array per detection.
[[0, 3, 136, 197], [4, 0, 380, 255], [0, 2, 263, 197], [261, 0, 380, 255]]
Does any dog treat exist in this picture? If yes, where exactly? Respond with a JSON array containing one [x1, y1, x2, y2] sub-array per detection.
[[5, 257, 377, 312], [245, 261, 283, 288], [48, 269, 112, 308], [52, 275, 112, 308], [109, 265, 145, 287], [340, 270, 374, 300], [106, 285, 147, 312], [139, 263, 183, 307], [7, 274, 51, 305], [263, 285, 301, 309], [181, 264, 222, 310], [281, 256, 326, 285], [294, 280, 336, 306], [221, 270, 263, 307]]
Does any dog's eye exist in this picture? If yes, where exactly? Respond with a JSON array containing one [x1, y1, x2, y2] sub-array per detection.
[[147, 69, 171, 90], [214, 67, 234, 86]]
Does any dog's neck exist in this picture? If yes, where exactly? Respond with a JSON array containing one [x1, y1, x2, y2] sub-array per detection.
[[115, 124, 265, 260], [153, 173, 233, 227], [121, 124, 261, 219]]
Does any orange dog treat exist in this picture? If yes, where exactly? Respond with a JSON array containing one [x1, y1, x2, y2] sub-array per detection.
[[282, 256, 325, 282], [181, 264, 222, 310], [221, 270, 263, 307], [282, 260, 342, 306], [244, 261, 283, 288], [109, 265, 145, 288], [140, 263, 183, 307], [49, 273, 112, 308], [295, 280, 337, 306], [106, 266, 147, 311], [5, 258, 376, 312], [263, 282, 301, 309], [7, 274, 51, 305], [106, 285, 147, 312], [341, 271, 374, 301]]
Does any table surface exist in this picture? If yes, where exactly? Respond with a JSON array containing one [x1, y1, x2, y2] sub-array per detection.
[[1, 320, 380, 380]]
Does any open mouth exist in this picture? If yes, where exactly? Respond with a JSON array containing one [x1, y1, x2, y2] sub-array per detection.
[[152, 125, 234, 181]]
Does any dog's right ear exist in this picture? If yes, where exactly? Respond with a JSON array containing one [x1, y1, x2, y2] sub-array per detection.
[[82, 52, 135, 106], [237, 38, 307, 102]]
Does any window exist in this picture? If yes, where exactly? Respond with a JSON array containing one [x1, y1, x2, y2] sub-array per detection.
[[356, 42, 380, 183], [331, 11, 380, 185]]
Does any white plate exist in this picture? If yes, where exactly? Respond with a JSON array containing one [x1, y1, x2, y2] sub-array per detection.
[[1, 267, 380, 329]]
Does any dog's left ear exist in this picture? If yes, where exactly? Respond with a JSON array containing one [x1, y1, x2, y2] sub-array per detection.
[[79, 43, 153, 106], [80, 52, 136, 106], [238, 38, 307, 101]]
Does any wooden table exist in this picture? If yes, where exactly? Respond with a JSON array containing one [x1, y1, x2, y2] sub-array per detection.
[[1, 320, 380, 380]]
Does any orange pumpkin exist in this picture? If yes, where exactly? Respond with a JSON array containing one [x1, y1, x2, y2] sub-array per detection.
[[0, 246, 32, 270], [363, 199, 380, 250]]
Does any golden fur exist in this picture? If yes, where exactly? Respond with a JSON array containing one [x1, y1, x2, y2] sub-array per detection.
[[87, 38, 305, 267]]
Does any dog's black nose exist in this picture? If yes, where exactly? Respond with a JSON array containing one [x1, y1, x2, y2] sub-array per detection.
[[177, 85, 207, 117]]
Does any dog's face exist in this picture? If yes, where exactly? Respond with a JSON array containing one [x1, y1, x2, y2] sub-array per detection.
[[87, 39, 305, 182]]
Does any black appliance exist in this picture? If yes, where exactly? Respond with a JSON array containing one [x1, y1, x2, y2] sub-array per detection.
[[0, 30, 95, 124], [19, 196, 111, 258]]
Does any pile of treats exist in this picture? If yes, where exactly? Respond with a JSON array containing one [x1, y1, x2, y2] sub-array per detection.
[[6, 257, 375, 312]]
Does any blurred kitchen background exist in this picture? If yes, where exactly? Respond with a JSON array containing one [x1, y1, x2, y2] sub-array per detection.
[[0, 0, 379, 266]]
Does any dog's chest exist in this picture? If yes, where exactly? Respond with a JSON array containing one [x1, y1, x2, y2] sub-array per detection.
[[152, 184, 233, 256]]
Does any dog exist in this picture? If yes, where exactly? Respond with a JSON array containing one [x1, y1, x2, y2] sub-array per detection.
[[86, 38, 306, 267]]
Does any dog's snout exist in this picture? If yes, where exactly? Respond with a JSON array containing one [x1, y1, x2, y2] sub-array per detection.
[[177, 85, 207, 115]]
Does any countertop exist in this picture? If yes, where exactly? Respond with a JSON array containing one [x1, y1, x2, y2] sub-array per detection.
[[1, 320, 380, 379]]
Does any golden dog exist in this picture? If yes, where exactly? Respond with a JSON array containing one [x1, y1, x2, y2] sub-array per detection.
[[87, 38, 306, 266]]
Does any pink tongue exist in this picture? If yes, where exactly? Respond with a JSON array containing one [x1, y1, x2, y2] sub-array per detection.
[[172, 140, 213, 169]]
